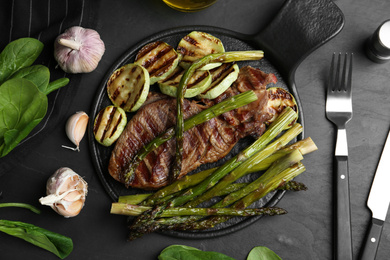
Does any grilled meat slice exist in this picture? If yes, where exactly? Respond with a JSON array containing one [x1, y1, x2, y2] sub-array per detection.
[[108, 66, 277, 189]]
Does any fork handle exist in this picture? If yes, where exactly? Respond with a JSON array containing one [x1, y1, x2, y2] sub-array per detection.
[[334, 155, 353, 260]]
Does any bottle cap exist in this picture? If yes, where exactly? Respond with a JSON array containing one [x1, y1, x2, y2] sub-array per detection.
[[366, 20, 390, 63]]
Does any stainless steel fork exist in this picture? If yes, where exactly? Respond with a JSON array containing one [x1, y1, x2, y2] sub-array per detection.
[[326, 53, 353, 260]]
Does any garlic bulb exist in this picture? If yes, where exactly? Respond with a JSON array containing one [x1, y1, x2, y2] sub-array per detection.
[[62, 111, 89, 152], [39, 167, 88, 218], [54, 26, 105, 73]]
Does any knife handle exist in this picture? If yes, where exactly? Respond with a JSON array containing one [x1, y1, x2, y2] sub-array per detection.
[[360, 218, 384, 260], [335, 155, 353, 260]]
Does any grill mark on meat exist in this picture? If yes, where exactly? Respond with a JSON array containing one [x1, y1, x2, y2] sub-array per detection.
[[108, 66, 277, 189]]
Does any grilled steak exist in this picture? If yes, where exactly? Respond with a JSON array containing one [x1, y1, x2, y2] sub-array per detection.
[[108, 66, 277, 189]]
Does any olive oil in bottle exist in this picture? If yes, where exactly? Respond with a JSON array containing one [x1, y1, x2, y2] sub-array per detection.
[[162, 0, 218, 12]]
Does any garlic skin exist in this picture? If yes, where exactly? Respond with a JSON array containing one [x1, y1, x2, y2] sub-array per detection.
[[39, 167, 88, 218], [63, 111, 89, 152], [54, 26, 105, 73]]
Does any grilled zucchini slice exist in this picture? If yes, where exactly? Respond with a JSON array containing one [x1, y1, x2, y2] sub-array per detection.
[[93, 105, 127, 146], [266, 87, 298, 126], [107, 63, 150, 112], [177, 31, 225, 70], [135, 41, 181, 84], [198, 63, 239, 99], [158, 66, 212, 98]]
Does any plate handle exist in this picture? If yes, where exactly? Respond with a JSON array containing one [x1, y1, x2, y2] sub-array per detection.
[[253, 0, 344, 83]]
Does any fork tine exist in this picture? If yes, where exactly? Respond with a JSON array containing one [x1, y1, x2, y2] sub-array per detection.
[[328, 53, 336, 92], [335, 52, 342, 91], [345, 53, 353, 93], [341, 53, 348, 91]]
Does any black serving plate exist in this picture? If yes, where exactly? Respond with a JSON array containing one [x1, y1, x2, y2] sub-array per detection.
[[88, 0, 344, 239]]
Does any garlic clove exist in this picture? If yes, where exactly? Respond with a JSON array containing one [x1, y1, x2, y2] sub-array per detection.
[[54, 26, 105, 74], [56, 199, 84, 218], [39, 167, 88, 218], [62, 111, 89, 152]]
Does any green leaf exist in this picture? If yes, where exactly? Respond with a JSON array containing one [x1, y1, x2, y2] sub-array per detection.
[[0, 78, 48, 157], [0, 38, 44, 84], [9, 65, 50, 94], [0, 220, 73, 259], [247, 246, 282, 260], [158, 245, 235, 260]]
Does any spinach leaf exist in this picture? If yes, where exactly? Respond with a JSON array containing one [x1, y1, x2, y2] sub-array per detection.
[[0, 38, 43, 84], [0, 220, 73, 259], [158, 245, 235, 260], [9, 65, 50, 93], [247, 246, 282, 260], [9, 65, 69, 95], [0, 78, 48, 157]]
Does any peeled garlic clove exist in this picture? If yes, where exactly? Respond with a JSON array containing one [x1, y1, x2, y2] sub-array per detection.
[[54, 26, 105, 73], [39, 167, 88, 218], [63, 111, 89, 152]]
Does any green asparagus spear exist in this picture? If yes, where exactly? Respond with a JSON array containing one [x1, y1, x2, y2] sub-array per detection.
[[111, 203, 286, 217], [142, 168, 216, 206], [278, 181, 307, 191], [217, 149, 303, 207], [247, 137, 317, 173], [173, 51, 264, 181], [236, 162, 306, 209], [117, 180, 306, 206], [119, 181, 246, 205], [123, 90, 258, 184]]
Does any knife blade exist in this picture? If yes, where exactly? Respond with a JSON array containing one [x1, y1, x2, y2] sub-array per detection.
[[360, 129, 390, 260]]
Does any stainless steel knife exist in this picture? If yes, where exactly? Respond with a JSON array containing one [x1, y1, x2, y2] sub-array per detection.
[[360, 129, 390, 260]]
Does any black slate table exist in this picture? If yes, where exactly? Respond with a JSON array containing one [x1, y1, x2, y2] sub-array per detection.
[[1, 0, 390, 259]]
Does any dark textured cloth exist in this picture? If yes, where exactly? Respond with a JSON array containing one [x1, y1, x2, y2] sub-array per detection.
[[0, 0, 99, 174]]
